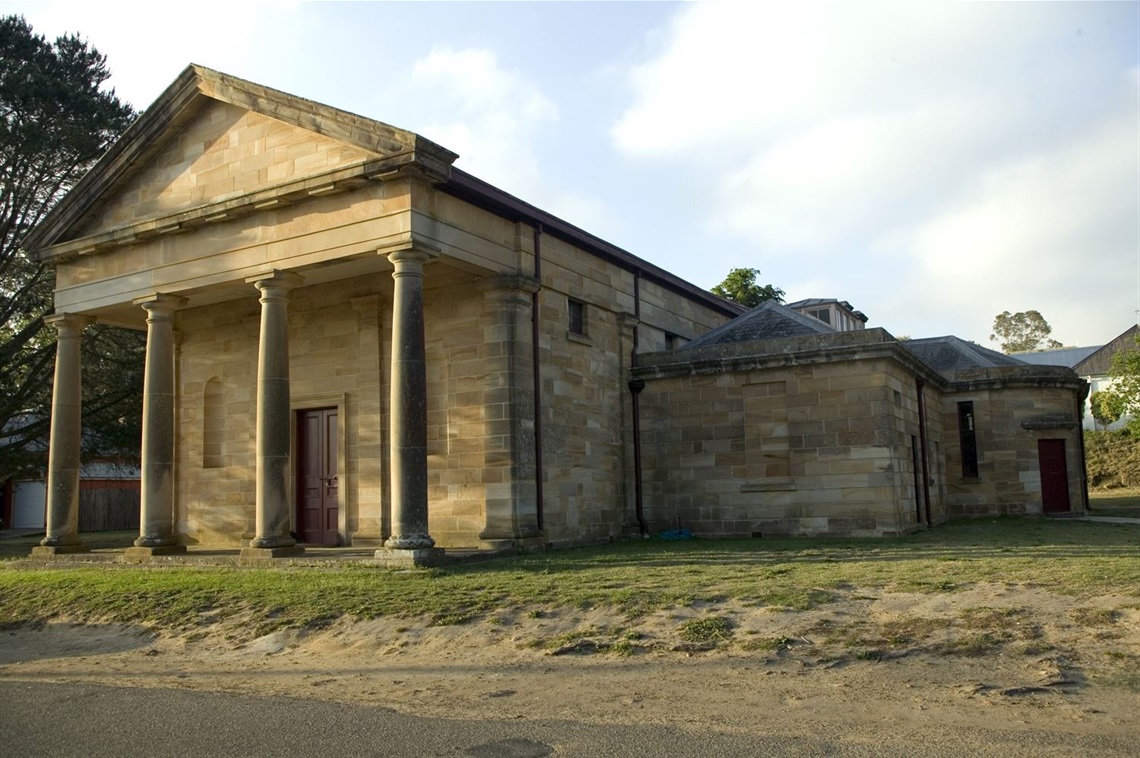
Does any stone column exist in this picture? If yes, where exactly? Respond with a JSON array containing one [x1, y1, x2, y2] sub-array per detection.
[[242, 270, 304, 558], [33, 314, 92, 555], [377, 248, 442, 565], [477, 274, 541, 547], [127, 294, 187, 556]]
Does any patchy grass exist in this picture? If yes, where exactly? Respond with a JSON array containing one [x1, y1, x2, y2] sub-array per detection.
[[0, 519, 1136, 638], [1089, 486, 1140, 519], [1068, 607, 1121, 626], [1093, 652, 1140, 693]]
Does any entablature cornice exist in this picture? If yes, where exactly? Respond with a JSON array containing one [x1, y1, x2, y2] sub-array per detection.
[[631, 336, 951, 392], [38, 153, 449, 265]]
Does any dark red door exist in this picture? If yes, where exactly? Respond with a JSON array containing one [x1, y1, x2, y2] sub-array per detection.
[[298, 408, 339, 545], [1038, 439, 1070, 514]]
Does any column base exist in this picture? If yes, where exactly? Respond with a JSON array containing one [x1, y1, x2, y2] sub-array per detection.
[[124, 545, 187, 557], [374, 547, 445, 568], [248, 535, 298, 549], [240, 546, 306, 559], [384, 534, 436, 550], [31, 544, 90, 556]]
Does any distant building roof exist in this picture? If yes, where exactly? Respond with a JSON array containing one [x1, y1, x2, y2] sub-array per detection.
[[1012, 346, 1101, 369], [785, 297, 869, 324], [683, 300, 834, 349], [1074, 325, 1139, 377], [901, 336, 1027, 372]]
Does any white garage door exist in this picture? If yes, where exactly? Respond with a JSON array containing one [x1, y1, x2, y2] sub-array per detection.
[[11, 481, 46, 529]]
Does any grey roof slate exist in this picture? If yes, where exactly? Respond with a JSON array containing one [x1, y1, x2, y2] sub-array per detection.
[[1012, 346, 1101, 368], [1074, 325, 1139, 377], [682, 300, 834, 349], [900, 336, 1027, 372]]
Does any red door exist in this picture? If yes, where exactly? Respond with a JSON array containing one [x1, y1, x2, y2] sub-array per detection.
[[1038, 439, 1071, 514], [297, 408, 339, 545]]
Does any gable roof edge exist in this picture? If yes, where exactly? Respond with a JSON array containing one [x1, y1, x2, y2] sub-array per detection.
[[25, 64, 459, 258]]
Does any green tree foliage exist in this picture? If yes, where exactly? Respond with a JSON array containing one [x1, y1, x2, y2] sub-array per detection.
[[710, 267, 785, 308], [990, 310, 1063, 354], [0, 16, 140, 481], [1095, 335, 1140, 436], [1090, 390, 1125, 429]]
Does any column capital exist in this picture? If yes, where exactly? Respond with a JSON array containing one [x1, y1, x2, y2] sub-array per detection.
[[246, 270, 303, 293], [385, 247, 438, 270], [133, 293, 188, 315], [376, 234, 441, 263], [44, 313, 93, 333]]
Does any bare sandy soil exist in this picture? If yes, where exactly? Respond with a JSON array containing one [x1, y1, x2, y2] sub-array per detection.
[[2, 584, 1138, 755]]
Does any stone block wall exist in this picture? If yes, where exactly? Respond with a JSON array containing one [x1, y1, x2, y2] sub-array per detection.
[[176, 297, 260, 545], [636, 348, 935, 537], [941, 372, 1087, 517], [84, 101, 377, 232], [534, 235, 633, 544]]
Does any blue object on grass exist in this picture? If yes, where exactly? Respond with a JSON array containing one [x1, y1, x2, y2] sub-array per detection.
[[658, 528, 693, 540]]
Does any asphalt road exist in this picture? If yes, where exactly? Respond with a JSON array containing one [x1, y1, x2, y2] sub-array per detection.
[[0, 680, 1131, 757]]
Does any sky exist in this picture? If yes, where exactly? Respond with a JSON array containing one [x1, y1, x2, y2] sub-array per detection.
[[8, 0, 1139, 349]]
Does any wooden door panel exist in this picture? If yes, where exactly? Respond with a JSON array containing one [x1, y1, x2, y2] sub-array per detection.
[[297, 408, 339, 545], [1038, 439, 1071, 514]]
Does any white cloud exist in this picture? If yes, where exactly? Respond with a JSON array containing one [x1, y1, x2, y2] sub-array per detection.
[[401, 46, 609, 230], [612, 1, 1139, 345], [7, 1, 308, 108]]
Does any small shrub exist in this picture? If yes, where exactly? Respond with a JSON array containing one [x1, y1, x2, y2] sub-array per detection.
[[678, 615, 734, 644]]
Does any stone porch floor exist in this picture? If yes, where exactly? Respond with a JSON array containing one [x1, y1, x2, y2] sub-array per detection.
[[0, 530, 517, 568]]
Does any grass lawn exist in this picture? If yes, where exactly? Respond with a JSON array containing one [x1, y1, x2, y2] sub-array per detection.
[[1089, 486, 1140, 519], [0, 518, 1136, 636]]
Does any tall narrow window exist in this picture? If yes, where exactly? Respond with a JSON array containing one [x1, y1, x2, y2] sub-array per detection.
[[568, 298, 586, 337], [957, 401, 978, 478], [203, 377, 224, 469]]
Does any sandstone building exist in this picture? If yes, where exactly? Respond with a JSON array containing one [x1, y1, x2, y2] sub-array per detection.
[[25, 66, 1089, 559]]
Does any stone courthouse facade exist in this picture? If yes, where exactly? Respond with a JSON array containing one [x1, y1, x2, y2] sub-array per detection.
[[26, 66, 1088, 559]]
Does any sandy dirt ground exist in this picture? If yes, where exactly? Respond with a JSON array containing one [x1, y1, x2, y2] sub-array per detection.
[[2, 584, 1138, 755]]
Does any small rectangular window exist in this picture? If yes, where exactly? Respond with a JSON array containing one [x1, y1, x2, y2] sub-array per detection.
[[809, 308, 831, 325], [568, 298, 586, 336], [957, 401, 979, 478], [665, 332, 678, 350]]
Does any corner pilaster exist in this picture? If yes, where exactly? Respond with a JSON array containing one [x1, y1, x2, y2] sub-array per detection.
[[476, 274, 542, 547]]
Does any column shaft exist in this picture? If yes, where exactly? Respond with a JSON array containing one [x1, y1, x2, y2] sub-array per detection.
[[37, 314, 91, 553], [384, 249, 435, 550], [131, 294, 186, 553], [246, 271, 303, 554]]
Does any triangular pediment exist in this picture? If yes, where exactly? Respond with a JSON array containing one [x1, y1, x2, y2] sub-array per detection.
[[26, 64, 458, 259], [77, 100, 382, 234]]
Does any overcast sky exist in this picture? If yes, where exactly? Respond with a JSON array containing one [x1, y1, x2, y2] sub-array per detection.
[[9, 1, 1138, 349]]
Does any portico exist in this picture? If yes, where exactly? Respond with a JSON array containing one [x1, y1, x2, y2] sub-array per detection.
[[21, 64, 749, 556]]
